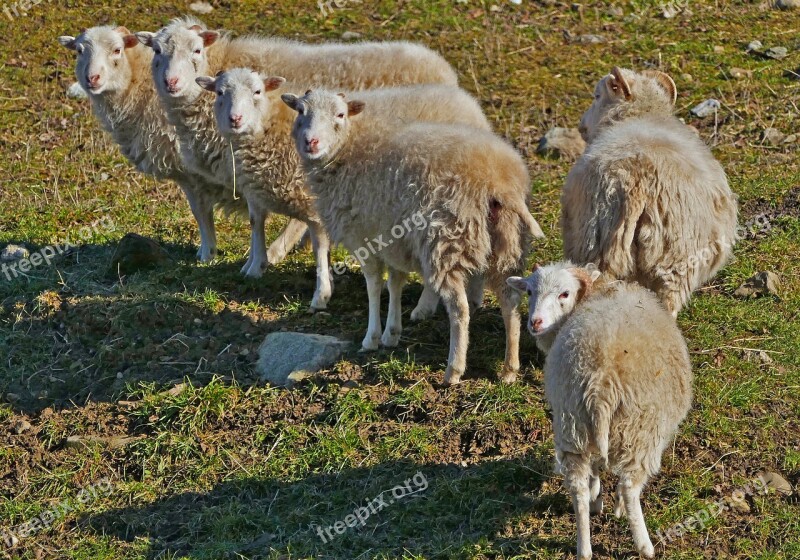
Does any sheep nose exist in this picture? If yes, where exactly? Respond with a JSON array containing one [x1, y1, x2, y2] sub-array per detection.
[[87, 74, 100, 87], [165, 77, 179, 91], [531, 318, 543, 332], [230, 114, 243, 128], [307, 138, 319, 148]]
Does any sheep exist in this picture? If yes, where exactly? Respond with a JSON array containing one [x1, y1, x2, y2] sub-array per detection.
[[56, 25, 305, 263], [134, 16, 460, 279], [196, 69, 494, 311], [282, 88, 545, 384], [562, 66, 738, 316], [507, 262, 693, 559]]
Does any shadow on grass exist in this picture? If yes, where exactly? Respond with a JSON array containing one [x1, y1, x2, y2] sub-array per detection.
[[0, 240, 542, 415], [75, 453, 573, 560]]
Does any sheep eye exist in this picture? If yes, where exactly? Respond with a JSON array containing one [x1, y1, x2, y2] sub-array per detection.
[[254, 90, 262, 95], [527, 289, 532, 296], [298, 107, 304, 115], [336, 112, 345, 119], [194, 48, 202, 55], [113, 48, 121, 55], [559, 291, 570, 300], [153, 48, 161, 55]]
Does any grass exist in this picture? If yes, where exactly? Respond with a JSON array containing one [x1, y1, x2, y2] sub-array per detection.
[[1, 1, 799, 559]]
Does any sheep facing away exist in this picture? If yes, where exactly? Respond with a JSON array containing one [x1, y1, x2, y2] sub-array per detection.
[[56, 26, 303, 263], [562, 66, 738, 316], [283, 89, 545, 384], [196, 69, 494, 311], [508, 262, 693, 559], [134, 16, 459, 276]]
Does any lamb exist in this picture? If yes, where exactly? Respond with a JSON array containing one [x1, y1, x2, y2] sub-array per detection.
[[282, 88, 545, 384], [561, 66, 738, 316], [134, 16, 459, 277], [196, 69, 493, 311], [56, 26, 304, 263], [507, 262, 693, 559]]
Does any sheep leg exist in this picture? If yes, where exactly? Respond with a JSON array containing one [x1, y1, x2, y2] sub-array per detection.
[[563, 453, 593, 560], [180, 182, 217, 262], [360, 259, 385, 351], [267, 218, 309, 265], [442, 282, 470, 385], [467, 274, 485, 312], [381, 268, 407, 347], [410, 278, 440, 321], [309, 222, 333, 311], [243, 206, 268, 278], [589, 461, 603, 515], [493, 279, 521, 384], [619, 473, 654, 558]]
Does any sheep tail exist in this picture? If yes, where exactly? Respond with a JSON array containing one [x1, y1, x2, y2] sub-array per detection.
[[592, 401, 613, 468], [489, 195, 545, 275]]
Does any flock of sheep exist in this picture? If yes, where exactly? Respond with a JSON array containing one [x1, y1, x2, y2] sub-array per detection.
[[58, 16, 739, 559]]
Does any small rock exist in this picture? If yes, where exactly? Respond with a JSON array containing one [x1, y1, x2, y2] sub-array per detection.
[[746, 40, 763, 52], [758, 471, 793, 496], [6, 392, 21, 403], [662, 4, 679, 18], [256, 332, 350, 387], [99, 172, 110, 182], [12, 419, 32, 434], [690, 99, 721, 118], [341, 31, 362, 41], [109, 233, 171, 276], [758, 351, 773, 364], [782, 133, 797, 144], [714, 45, 725, 54], [762, 127, 786, 146], [681, 73, 693, 82], [729, 67, 751, 79], [66, 81, 88, 99], [65, 434, 138, 450], [537, 127, 586, 160], [575, 34, 606, 44], [189, 0, 214, 14], [764, 46, 788, 60], [775, 0, 799, 8], [1, 244, 29, 262], [606, 5, 624, 17], [733, 271, 781, 298]]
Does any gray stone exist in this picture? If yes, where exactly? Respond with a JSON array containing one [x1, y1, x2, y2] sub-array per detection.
[[729, 67, 752, 80], [1, 244, 29, 262], [257, 332, 350, 387], [746, 40, 763, 52], [341, 31, 362, 40], [537, 127, 586, 160], [762, 127, 786, 145], [690, 99, 721, 118], [734, 271, 781, 298], [66, 81, 88, 99], [764, 46, 788, 60], [758, 471, 793, 496], [109, 233, 171, 276]]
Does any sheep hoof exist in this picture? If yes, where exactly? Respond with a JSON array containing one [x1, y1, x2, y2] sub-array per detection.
[[498, 369, 518, 384], [410, 305, 436, 321], [197, 247, 217, 263], [638, 542, 655, 558], [614, 499, 625, 518], [310, 293, 330, 311], [360, 335, 381, 352], [444, 367, 463, 385], [381, 331, 401, 347], [243, 267, 266, 279]]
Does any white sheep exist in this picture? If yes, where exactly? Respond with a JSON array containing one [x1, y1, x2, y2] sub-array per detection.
[[282, 88, 545, 384], [133, 16, 461, 279], [196, 69, 494, 311], [507, 262, 693, 559], [562, 67, 738, 316], [56, 25, 304, 263]]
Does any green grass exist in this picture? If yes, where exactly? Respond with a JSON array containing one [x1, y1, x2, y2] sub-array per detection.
[[1, 1, 799, 559]]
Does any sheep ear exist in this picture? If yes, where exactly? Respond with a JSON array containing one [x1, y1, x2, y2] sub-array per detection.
[[337, 92, 346, 98], [643, 70, 677, 105], [199, 30, 219, 47], [590, 270, 602, 282], [263, 76, 286, 92], [122, 34, 139, 49], [506, 277, 529, 293], [281, 93, 300, 111], [189, 24, 204, 32], [195, 76, 216, 92], [347, 100, 365, 116], [609, 67, 632, 100], [115, 26, 131, 35], [58, 36, 77, 50], [135, 31, 155, 47]]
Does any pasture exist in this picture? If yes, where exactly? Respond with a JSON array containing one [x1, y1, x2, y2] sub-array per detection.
[[1, 1, 798, 559]]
